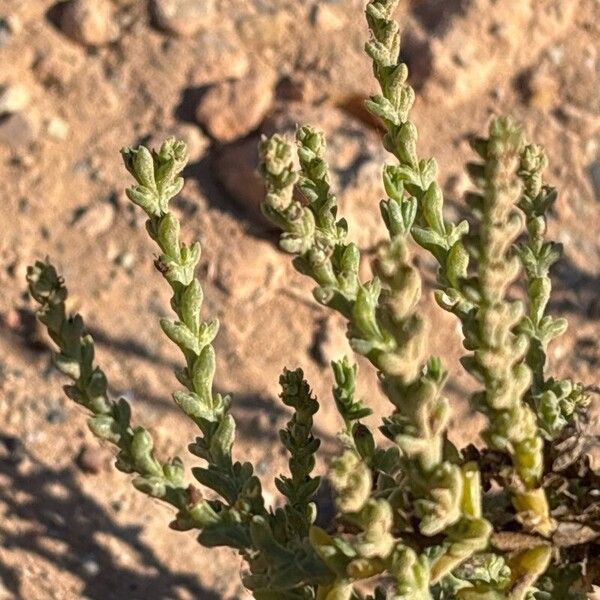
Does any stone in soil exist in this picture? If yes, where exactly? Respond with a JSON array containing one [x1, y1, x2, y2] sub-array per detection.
[[1, 308, 21, 330], [76, 444, 104, 474], [73, 201, 115, 236], [188, 31, 250, 86], [151, 0, 216, 37], [0, 15, 21, 48], [311, 4, 345, 32], [518, 64, 560, 110], [80, 556, 100, 576], [115, 251, 135, 272], [0, 83, 30, 114], [586, 160, 600, 202], [0, 112, 38, 148], [173, 122, 209, 162], [195, 72, 275, 142], [58, 0, 118, 47], [46, 407, 66, 424], [46, 116, 70, 140], [213, 135, 264, 222]]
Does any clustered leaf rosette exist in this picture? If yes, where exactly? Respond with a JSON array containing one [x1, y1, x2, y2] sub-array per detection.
[[26, 0, 597, 598]]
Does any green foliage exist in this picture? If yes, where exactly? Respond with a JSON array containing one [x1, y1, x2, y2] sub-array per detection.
[[26, 261, 197, 518], [332, 357, 372, 427], [26, 0, 596, 598], [276, 368, 322, 536]]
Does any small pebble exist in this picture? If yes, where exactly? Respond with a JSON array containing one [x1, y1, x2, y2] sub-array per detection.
[[46, 116, 70, 141], [188, 32, 249, 85], [74, 202, 115, 236], [173, 122, 209, 162], [59, 0, 118, 47], [0, 16, 19, 47], [1, 308, 21, 330], [522, 68, 559, 110], [547, 44, 564, 66], [0, 112, 38, 148], [585, 139, 599, 161], [146, 123, 209, 163], [586, 160, 600, 201], [81, 556, 100, 577], [312, 4, 344, 31], [76, 444, 104, 474], [3, 15, 21, 35], [255, 460, 269, 476], [0, 83, 30, 114], [116, 251, 135, 272], [151, 0, 216, 37], [46, 407, 66, 424], [195, 72, 275, 142]]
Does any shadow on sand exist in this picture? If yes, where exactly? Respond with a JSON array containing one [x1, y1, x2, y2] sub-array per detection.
[[0, 435, 219, 600]]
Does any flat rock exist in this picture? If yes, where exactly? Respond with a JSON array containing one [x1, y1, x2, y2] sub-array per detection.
[[59, 0, 118, 47], [0, 112, 38, 148], [150, 0, 216, 37], [196, 72, 275, 142]]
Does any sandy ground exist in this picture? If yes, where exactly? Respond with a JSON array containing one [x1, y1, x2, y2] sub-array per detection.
[[0, 0, 598, 598]]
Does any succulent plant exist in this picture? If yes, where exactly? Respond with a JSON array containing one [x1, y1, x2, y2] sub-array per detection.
[[27, 1, 597, 598]]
